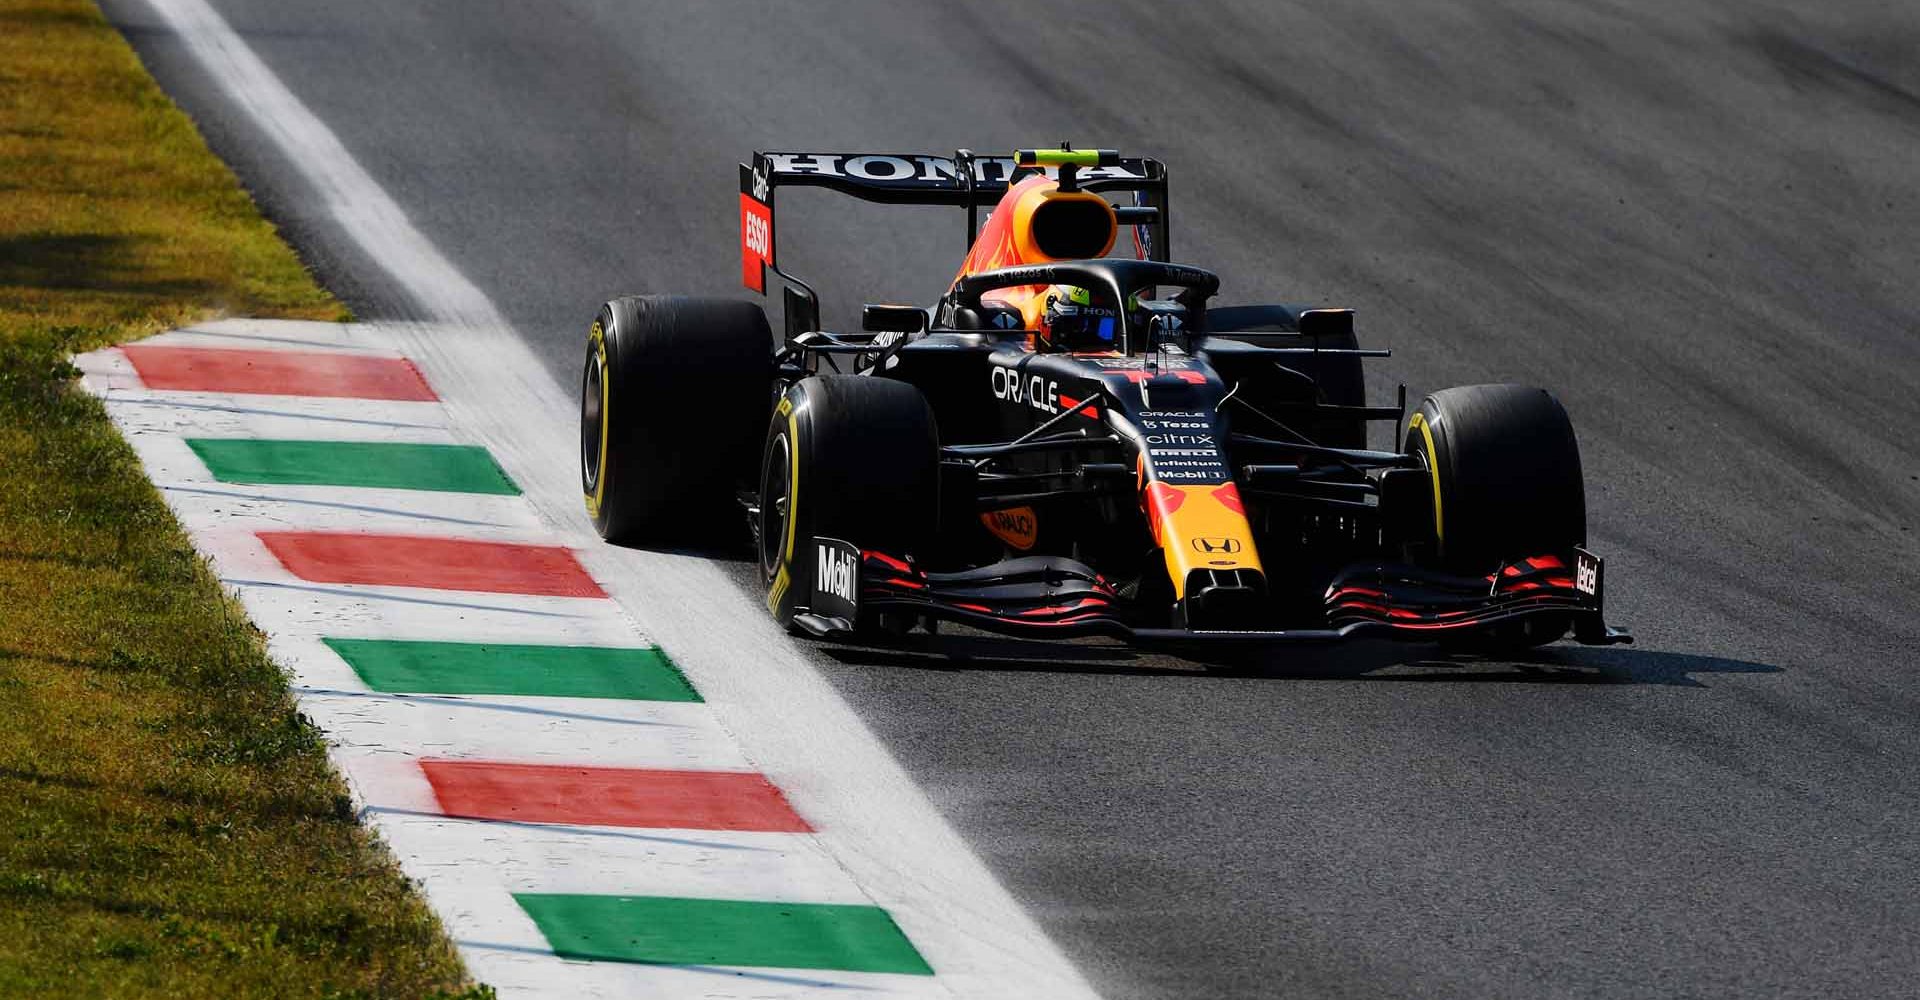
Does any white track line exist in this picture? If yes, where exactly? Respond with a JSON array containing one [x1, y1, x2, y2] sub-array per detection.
[[153, 481, 547, 540], [374, 809, 881, 905], [131, 320, 419, 354], [308, 694, 754, 773], [124, 0, 1102, 996]]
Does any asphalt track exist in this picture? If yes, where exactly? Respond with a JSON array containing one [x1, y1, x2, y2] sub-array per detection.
[[102, 1, 1920, 996]]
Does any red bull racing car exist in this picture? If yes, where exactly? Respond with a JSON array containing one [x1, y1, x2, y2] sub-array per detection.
[[581, 147, 1630, 651]]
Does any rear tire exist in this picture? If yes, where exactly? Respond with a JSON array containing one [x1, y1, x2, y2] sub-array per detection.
[[582, 295, 771, 543], [1405, 383, 1585, 648], [759, 376, 939, 627]]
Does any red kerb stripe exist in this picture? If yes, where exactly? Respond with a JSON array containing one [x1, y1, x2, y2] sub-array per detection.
[[122, 345, 436, 400], [421, 760, 811, 832], [258, 531, 604, 597]]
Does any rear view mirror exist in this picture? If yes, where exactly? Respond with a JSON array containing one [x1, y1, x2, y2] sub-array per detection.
[[1298, 308, 1354, 339], [862, 304, 929, 334]]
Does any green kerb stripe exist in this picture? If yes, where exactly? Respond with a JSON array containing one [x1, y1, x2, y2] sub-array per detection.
[[324, 639, 699, 702], [186, 439, 519, 494], [514, 894, 933, 975]]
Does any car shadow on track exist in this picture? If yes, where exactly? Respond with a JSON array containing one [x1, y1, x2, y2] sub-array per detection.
[[817, 633, 1782, 688]]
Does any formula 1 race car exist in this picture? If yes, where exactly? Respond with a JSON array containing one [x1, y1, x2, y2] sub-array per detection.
[[581, 146, 1630, 651]]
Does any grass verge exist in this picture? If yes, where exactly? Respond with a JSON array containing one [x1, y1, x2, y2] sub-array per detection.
[[0, 0, 482, 995]]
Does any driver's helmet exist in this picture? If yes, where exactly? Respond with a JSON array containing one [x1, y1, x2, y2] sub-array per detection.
[[1037, 284, 1138, 353]]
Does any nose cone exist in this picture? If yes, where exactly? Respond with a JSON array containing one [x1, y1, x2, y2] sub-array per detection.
[[1144, 481, 1267, 624]]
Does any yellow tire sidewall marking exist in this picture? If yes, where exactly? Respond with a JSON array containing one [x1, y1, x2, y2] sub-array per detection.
[[1408, 411, 1444, 550], [584, 320, 611, 518], [765, 395, 798, 615]]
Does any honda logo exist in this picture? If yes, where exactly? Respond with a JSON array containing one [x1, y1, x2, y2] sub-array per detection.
[[1191, 536, 1242, 554]]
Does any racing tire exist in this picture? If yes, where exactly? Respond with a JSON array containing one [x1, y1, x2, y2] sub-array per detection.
[[759, 375, 939, 628], [1405, 383, 1585, 648], [582, 295, 772, 544]]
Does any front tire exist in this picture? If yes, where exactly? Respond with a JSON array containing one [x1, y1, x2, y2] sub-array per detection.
[[760, 376, 939, 627], [1405, 383, 1586, 647], [582, 295, 771, 543]]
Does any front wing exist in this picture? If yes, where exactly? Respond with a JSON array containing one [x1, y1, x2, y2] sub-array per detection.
[[790, 539, 1632, 647]]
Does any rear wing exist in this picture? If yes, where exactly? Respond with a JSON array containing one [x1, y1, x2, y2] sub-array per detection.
[[739, 148, 1170, 299]]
